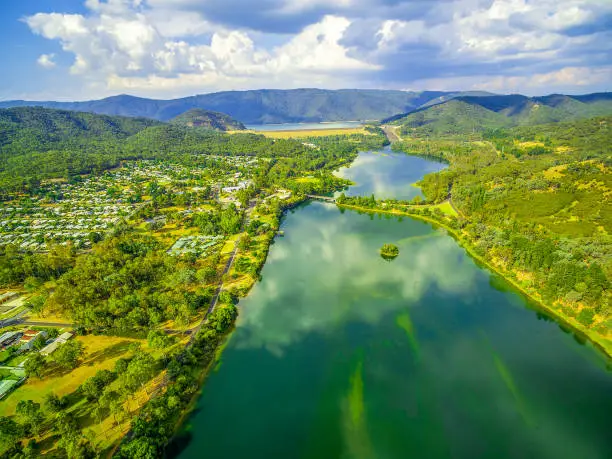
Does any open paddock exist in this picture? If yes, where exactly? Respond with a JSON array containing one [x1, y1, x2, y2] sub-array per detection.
[[257, 127, 369, 139]]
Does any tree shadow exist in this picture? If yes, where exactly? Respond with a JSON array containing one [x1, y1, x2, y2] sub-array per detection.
[[83, 341, 133, 366], [42, 361, 78, 379], [74, 403, 111, 430], [36, 431, 61, 453]]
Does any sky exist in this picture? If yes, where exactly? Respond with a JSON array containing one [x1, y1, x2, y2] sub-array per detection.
[[0, 0, 610, 101]]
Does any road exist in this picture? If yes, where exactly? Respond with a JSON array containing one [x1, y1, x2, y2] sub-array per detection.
[[188, 199, 256, 342], [0, 310, 34, 330]]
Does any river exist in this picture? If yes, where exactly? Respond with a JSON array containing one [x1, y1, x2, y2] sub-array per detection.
[[176, 150, 612, 459]]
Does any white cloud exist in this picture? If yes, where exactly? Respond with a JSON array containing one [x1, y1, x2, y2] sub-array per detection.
[[37, 53, 56, 68], [25, 1, 376, 97], [273, 16, 376, 72], [402, 65, 612, 95], [20, 0, 612, 98], [475, 66, 612, 92]]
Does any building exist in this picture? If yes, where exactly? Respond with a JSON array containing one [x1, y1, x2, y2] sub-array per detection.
[[56, 332, 73, 343], [40, 331, 73, 356], [0, 331, 22, 349], [0, 380, 18, 400], [18, 330, 47, 351]]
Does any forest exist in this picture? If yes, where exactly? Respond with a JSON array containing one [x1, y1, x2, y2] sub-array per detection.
[[0, 107, 378, 197], [390, 116, 611, 349]]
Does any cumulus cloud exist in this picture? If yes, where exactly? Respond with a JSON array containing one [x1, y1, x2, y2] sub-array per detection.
[[37, 53, 56, 68], [22, 0, 612, 97], [25, 1, 377, 96]]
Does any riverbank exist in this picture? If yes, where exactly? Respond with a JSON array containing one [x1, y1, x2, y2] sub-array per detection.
[[336, 201, 612, 358]]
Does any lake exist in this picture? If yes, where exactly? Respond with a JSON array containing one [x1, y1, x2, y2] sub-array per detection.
[[334, 146, 446, 200], [176, 150, 611, 459], [246, 121, 363, 131]]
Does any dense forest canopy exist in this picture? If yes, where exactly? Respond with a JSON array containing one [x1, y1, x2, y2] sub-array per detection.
[[169, 109, 246, 131], [392, 115, 611, 341]]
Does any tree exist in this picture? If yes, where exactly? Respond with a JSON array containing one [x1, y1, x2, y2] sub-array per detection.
[[55, 411, 96, 458], [81, 369, 117, 401], [119, 437, 160, 459], [54, 340, 84, 369], [16, 400, 44, 436], [25, 293, 47, 315], [0, 416, 23, 452], [32, 334, 47, 351], [114, 357, 130, 374], [147, 330, 173, 350], [44, 393, 66, 413], [24, 353, 47, 379], [380, 243, 400, 259], [118, 352, 157, 397], [88, 232, 102, 244]]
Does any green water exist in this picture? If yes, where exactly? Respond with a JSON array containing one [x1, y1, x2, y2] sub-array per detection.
[[177, 153, 611, 459], [334, 146, 446, 200]]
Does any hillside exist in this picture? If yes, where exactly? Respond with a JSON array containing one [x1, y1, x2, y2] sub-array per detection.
[[0, 106, 160, 145], [388, 92, 612, 136], [390, 115, 612, 353], [0, 106, 383, 195], [0, 107, 163, 192], [169, 109, 246, 131], [0, 89, 492, 124]]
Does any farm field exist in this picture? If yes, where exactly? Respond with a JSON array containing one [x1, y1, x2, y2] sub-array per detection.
[[256, 127, 369, 139]]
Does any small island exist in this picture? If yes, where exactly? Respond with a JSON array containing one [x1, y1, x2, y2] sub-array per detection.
[[380, 243, 400, 260]]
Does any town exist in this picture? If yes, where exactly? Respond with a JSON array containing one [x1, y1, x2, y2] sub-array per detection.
[[0, 151, 297, 453]]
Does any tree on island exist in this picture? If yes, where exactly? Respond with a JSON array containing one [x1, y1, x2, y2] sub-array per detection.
[[380, 243, 399, 260]]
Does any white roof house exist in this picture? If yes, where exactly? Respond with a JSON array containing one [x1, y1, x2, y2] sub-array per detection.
[[56, 332, 73, 343], [40, 332, 73, 356]]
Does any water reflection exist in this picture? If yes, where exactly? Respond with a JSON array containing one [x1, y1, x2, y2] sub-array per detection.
[[235, 203, 478, 351], [335, 149, 446, 200], [178, 152, 612, 459]]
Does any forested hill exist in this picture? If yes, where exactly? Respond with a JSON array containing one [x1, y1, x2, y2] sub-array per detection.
[[169, 108, 246, 131], [0, 89, 494, 124], [0, 106, 385, 196], [0, 106, 161, 149], [390, 115, 612, 352], [387, 92, 612, 136]]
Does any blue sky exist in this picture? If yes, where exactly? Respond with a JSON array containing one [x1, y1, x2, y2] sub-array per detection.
[[1, 0, 610, 101]]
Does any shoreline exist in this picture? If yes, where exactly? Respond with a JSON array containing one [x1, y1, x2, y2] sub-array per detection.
[[162, 194, 312, 454], [162, 192, 610, 456], [336, 202, 612, 359]]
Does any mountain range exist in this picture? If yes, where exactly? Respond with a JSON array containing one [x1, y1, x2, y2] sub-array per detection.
[[0, 89, 494, 124], [1, 89, 610, 137], [386, 92, 612, 135]]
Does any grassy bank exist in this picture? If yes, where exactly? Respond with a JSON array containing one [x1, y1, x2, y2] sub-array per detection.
[[336, 201, 612, 358]]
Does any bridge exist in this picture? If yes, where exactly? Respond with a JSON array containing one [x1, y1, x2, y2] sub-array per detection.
[[306, 194, 336, 203]]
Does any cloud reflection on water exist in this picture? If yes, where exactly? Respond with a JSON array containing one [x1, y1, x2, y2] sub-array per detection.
[[335, 151, 446, 200], [235, 204, 478, 351]]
